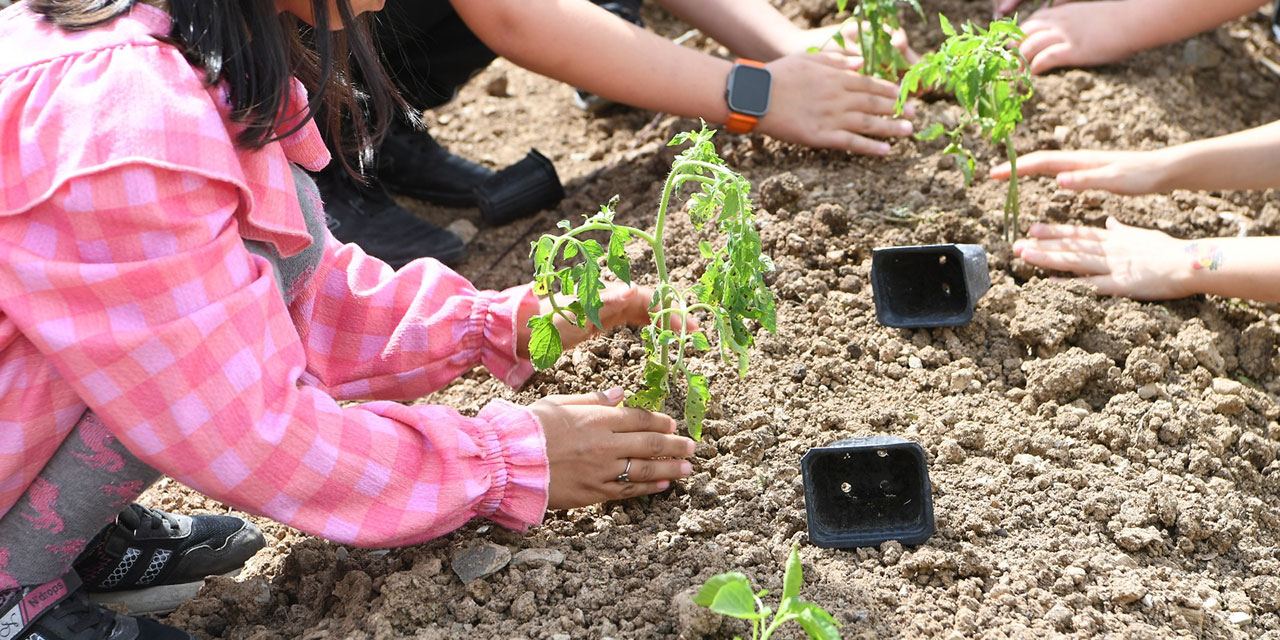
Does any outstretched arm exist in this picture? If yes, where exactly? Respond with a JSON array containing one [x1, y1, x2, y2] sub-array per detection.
[[450, 0, 914, 155], [1014, 218, 1280, 302], [990, 119, 1280, 193]]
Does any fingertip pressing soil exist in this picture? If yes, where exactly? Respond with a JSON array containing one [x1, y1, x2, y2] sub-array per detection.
[[158, 2, 1280, 638]]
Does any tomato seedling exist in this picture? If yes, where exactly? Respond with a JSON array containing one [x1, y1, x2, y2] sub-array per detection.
[[694, 545, 841, 640], [810, 0, 922, 80], [527, 124, 776, 441], [894, 15, 1034, 243]]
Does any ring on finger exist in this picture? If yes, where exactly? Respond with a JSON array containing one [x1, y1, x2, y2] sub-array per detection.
[[616, 458, 632, 483]]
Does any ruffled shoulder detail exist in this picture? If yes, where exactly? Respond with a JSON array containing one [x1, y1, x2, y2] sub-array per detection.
[[0, 3, 329, 257]]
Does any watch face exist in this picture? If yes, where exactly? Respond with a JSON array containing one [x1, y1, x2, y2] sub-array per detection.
[[728, 64, 771, 117]]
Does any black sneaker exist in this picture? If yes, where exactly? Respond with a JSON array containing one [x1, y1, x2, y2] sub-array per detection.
[[377, 119, 496, 208], [1, 573, 194, 640], [573, 1, 645, 112], [313, 164, 468, 268], [73, 504, 265, 616]]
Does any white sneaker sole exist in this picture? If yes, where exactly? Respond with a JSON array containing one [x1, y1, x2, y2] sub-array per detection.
[[86, 569, 241, 616]]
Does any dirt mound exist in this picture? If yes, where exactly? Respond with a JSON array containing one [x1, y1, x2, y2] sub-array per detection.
[[158, 1, 1280, 638]]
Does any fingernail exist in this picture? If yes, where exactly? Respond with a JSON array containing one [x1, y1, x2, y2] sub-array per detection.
[[603, 386, 624, 403], [904, 103, 917, 117], [680, 461, 693, 476], [898, 121, 913, 135], [656, 480, 671, 491], [875, 142, 891, 155]]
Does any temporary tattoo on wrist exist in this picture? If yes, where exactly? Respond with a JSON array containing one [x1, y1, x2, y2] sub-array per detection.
[[1186, 242, 1224, 271]]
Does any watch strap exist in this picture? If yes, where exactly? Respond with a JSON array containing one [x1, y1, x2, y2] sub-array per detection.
[[725, 58, 768, 134]]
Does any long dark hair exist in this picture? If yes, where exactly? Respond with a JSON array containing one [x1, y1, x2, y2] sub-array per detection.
[[30, 0, 405, 175]]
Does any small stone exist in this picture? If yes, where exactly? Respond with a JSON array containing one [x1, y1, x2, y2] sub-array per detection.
[[484, 73, 510, 97], [511, 548, 566, 568], [446, 219, 479, 245], [1229, 612, 1252, 626], [451, 542, 512, 583], [908, 356, 923, 369], [1137, 383, 1159, 400], [1052, 125, 1071, 144], [1182, 39, 1224, 69], [1115, 526, 1162, 551], [1212, 378, 1244, 396], [950, 369, 974, 393], [1112, 575, 1146, 605], [1214, 394, 1247, 415]]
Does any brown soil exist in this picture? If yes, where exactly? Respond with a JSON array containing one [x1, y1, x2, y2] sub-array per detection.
[[159, 2, 1280, 638]]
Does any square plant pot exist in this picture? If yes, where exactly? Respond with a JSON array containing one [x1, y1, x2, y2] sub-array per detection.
[[871, 244, 990, 328], [801, 436, 935, 548]]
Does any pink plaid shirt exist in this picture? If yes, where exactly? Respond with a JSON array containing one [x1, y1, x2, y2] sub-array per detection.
[[0, 2, 549, 547]]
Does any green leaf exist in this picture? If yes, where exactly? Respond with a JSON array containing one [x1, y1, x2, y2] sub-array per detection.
[[582, 239, 606, 260], [782, 544, 803, 603], [684, 372, 708, 441], [562, 242, 579, 260], [693, 572, 750, 607], [795, 602, 843, 640], [576, 253, 605, 329], [938, 13, 954, 36], [607, 228, 632, 284], [626, 386, 667, 411], [691, 332, 711, 351], [710, 580, 763, 620], [914, 122, 946, 141], [526, 315, 562, 370], [836, 0, 847, 13], [832, 30, 846, 50], [698, 240, 716, 260]]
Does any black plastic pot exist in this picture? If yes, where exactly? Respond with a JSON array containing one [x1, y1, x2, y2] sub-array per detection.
[[870, 244, 990, 328], [801, 436, 935, 548]]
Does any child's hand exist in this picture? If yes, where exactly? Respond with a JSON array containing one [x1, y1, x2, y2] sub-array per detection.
[[992, 0, 1079, 19], [519, 282, 693, 359], [1017, 2, 1137, 74], [532, 388, 696, 508], [799, 22, 921, 70], [1013, 217, 1195, 300], [759, 51, 915, 155], [990, 149, 1174, 194]]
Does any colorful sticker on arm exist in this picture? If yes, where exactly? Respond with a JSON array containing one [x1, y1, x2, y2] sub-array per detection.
[[1186, 242, 1224, 271]]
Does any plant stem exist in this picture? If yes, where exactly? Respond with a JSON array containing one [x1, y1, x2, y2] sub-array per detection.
[[1005, 135, 1019, 244]]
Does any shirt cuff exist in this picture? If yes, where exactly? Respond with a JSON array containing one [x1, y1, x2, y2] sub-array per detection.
[[474, 399, 549, 531], [469, 283, 539, 388]]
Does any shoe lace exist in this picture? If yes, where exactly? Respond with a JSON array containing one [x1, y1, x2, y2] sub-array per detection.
[[42, 591, 118, 637], [118, 503, 181, 536]]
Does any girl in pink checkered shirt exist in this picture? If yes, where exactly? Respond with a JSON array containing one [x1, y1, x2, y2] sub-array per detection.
[[0, 0, 694, 637]]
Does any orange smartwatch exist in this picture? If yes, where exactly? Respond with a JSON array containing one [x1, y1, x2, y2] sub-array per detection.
[[724, 58, 772, 134]]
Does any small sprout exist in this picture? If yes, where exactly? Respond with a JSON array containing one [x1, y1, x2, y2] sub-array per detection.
[[694, 545, 843, 640], [895, 15, 1034, 243], [528, 123, 775, 441]]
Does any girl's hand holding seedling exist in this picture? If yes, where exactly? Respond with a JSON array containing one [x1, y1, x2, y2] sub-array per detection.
[[531, 388, 696, 509], [517, 282, 690, 360], [762, 52, 914, 155]]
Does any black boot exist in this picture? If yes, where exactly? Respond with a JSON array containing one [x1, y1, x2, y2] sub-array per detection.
[[313, 164, 467, 269], [376, 119, 496, 208]]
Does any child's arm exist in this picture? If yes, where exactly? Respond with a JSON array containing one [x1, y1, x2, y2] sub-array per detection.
[[990, 119, 1280, 193], [1017, 0, 1268, 74], [287, 235, 653, 401], [1014, 218, 1280, 302], [451, 0, 914, 156]]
